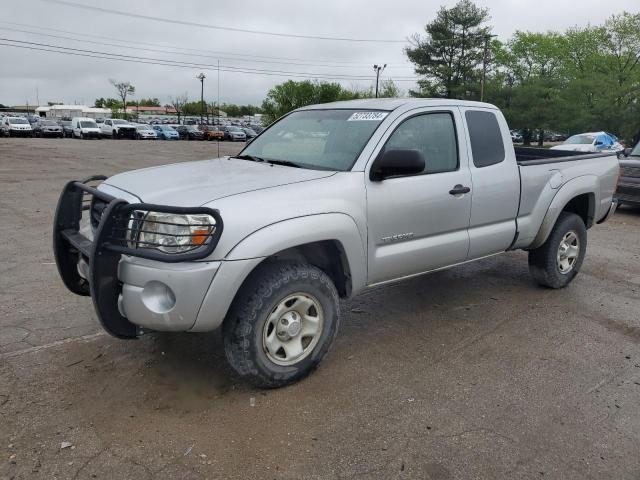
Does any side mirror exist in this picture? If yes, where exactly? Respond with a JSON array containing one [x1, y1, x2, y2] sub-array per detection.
[[624, 148, 632, 157], [370, 149, 425, 181]]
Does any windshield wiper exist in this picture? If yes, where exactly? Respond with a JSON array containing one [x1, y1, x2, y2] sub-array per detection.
[[232, 154, 265, 162], [264, 159, 304, 169]]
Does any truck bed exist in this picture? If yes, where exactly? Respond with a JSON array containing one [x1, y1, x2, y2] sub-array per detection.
[[511, 148, 619, 250], [515, 146, 613, 165]]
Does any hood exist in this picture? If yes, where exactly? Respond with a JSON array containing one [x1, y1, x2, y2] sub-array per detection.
[[104, 157, 336, 206]]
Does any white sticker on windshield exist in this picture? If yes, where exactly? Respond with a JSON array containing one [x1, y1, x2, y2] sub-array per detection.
[[347, 112, 389, 121]]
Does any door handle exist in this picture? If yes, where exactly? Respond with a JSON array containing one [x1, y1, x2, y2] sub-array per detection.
[[449, 184, 471, 195]]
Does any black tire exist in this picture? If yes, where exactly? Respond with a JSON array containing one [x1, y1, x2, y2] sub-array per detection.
[[223, 261, 340, 388], [528, 212, 587, 289]]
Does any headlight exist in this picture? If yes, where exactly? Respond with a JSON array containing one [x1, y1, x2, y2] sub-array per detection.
[[128, 212, 216, 254]]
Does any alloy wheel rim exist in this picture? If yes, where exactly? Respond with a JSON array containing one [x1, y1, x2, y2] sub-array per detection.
[[557, 230, 580, 274], [262, 292, 324, 366]]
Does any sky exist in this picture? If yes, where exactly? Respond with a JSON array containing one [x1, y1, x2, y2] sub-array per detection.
[[0, 0, 638, 108]]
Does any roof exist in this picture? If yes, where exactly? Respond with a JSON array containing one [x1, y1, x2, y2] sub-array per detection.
[[299, 98, 497, 111], [124, 106, 177, 112]]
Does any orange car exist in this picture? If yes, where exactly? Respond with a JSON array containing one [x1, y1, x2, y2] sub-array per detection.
[[199, 125, 225, 141]]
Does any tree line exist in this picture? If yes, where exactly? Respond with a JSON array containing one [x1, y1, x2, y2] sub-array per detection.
[[89, 1, 638, 142], [261, 0, 640, 144]]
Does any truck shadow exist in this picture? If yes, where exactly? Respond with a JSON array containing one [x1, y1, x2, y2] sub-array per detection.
[[132, 251, 538, 396]]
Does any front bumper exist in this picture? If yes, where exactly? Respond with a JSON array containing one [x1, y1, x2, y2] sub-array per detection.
[[9, 129, 32, 137], [81, 131, 101, 139], [42, 129, 63, 136], [616, 177, 640, 205], [117, 128, 137, 139], [53, 176, 223, 338]]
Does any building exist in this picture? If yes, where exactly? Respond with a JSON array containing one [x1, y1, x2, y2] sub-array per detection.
[[35, 105, 112, 119], [124, 105, 178, 115]]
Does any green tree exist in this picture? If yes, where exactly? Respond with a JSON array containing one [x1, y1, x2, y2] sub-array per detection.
[[261, 80, 359, 123], [497, 31, 567, 145], [406, 0, 492, 99], [129, 97, 161, 107]]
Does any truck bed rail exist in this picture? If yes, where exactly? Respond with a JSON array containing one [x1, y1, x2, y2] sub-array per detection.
[[515, 147, 614, 166]]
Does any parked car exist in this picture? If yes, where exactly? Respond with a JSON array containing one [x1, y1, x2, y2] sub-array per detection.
[[550, 132, 623, 153], [199, 125, 225, 141], [616, 143, 640, 207], [59, 120, 74, 138], [221, 125, 246, 142], [1, 116, 33, 137], [510, 130, 523, 143], [152, 125, 180, 140], [135, 124, 157, 140], [72, 117, 101, 139], [33, 119, 64, 138], [175, 125, 205, 140], [100, 119, 137, 139], [53, 99, 619, 388], [242, 128, 258, 140]]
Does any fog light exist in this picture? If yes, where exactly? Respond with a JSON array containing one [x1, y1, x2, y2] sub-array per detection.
[[141, 281, 176, 314]]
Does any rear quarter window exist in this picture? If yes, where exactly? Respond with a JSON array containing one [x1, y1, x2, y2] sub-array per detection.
[[465, 110, 505, 168]]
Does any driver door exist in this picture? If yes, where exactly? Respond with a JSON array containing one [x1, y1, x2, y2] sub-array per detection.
[[365, 108, 472, 284]]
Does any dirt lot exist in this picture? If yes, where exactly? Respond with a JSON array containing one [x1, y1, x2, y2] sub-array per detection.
[[1, 137, 639, 479]]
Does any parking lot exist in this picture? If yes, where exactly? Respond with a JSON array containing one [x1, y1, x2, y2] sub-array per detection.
[[1, 138, 640, 479]]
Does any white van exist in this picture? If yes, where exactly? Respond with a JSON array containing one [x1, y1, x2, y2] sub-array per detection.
[[71, 117, 101, 139]]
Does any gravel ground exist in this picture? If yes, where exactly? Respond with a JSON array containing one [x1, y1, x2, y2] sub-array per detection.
[[1, 137, 639, 479]]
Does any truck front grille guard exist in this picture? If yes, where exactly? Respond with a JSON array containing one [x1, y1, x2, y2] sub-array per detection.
[[53, 175, 223, 339]]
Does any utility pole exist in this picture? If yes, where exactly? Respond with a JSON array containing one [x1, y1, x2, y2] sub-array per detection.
[[373, 64, 386, 98], [196, 72, 206, 124], [217, 60, 220, 158], [480, 35, 496, 102]]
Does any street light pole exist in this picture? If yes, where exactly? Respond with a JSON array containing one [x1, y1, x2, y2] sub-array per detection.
[[196, 73, 206, 124], [373, 64, 386, 98]]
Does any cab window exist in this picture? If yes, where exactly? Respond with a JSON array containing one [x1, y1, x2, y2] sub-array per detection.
[[465, 110, 505, 167], [382, 112, 458, 174]]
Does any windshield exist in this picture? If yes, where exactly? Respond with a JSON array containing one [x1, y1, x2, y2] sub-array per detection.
[[227, 126, 242, 132], [80, 121, 97, 128], [41, 120, 57, 126], [112, 119, 128, 125], [564, 134, 595, 145], [240, 109, 388, 171], [136, 125, 152, 130], [630, 142, 640, 157], [9, 118, 28, 124]]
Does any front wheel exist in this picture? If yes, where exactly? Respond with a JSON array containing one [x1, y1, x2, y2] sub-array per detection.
[[528, 212, 587, 288], [223, 261, 340, 388]]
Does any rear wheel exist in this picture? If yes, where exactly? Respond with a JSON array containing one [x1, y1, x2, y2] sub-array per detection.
[[528, 212, 587, 288], [224, 261, 340, 388]]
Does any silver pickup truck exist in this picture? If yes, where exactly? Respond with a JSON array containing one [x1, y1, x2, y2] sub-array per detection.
[[53, 99, 619, 387]]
